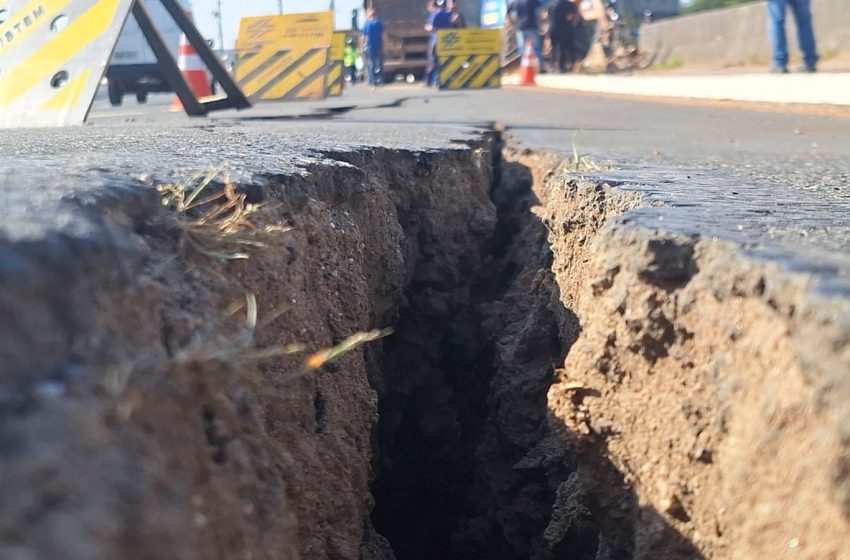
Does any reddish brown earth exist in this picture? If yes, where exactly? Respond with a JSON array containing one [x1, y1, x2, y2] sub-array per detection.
[[512, 147, 850, 560], [0, 141, 496, 560], [2, 135, 849, 560]]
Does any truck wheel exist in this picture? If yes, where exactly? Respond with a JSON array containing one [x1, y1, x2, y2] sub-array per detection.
[[136, 90, 148, 104], [108, 80, 123, 106]]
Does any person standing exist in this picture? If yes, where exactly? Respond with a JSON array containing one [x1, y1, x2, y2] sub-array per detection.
[[361, 9, 386, 88], [344, 37, 360, 84], [508, 0, 547, 73], [425, 0, 452, 86], [548, 0, 577, 73], [767, 0, 818, 73], [448, 0, 467, 28]]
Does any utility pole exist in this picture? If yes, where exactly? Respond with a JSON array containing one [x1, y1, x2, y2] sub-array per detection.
[[277, 0, 283, 14], [214, 0, 224, 53]]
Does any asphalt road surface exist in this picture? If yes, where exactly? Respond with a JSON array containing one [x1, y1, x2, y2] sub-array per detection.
[[89, 84, 850, 191], [4, 83, 848, 295]]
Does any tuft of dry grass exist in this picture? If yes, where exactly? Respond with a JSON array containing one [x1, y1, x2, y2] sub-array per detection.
[[156, 170, 291, 260], [175, 293, 392, 381], [569, 135, 602, 172], [565, 133, 618, 173]]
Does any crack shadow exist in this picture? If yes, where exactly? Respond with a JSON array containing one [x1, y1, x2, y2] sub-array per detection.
[[369, 151, 706, 560]]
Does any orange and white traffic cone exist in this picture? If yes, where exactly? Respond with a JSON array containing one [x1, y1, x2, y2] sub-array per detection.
[[170, 32, 212, 112], [518, 39, 537, 86]]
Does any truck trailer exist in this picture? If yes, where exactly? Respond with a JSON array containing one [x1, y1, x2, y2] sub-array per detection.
[[364, 0, 480, 82]]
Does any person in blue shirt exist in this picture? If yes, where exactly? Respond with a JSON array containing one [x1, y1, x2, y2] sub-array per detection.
[[508, 0, 546, 73], [424, 0, 453, 86], [361, 9, 386, 88]]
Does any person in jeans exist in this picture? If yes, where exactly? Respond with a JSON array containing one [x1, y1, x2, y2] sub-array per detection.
[[361, 9, 386, 88], [425, 0, 453, 86], [548, 0, 578, 73], [767, 0, 818, 73], [508, 0, 547, 73]]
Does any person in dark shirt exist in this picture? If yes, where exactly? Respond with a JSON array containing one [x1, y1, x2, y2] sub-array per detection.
[[425, 0, 453, 86], [361, 9, 386, 88], [448, 0, 467, 28], [508, 0, 546, 72], [548, 0, 577, 72]]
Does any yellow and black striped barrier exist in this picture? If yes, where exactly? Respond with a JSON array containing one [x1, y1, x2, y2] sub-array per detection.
[[327, 32, 346, 97], [436, 29, 502, 90], [236, 12, 332, 102], [0, 0, 134, 128]]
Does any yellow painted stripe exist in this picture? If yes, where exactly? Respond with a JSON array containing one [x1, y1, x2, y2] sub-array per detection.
[[240, 49, 309, 96], [0, 0, 122, 107], [327, 63, 341, 82], [241, 49, 320, 98], [438, 56, 466, 84], [39, 66, 90, 109], [448, 54, 488, 88], [330, 32, 345, 61], [261, 50, 325, 99], [328, 62, 342, 96], [0, 0, 70, 56], [468, 57, 500, 89], [288, 65, 327, 100], [235, 45, 276, 80]]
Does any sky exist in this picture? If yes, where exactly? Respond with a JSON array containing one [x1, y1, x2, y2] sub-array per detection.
[[192, 0, 362, 50]]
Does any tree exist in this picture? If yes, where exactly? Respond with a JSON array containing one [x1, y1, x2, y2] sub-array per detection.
[[682, 0, 759, 14]]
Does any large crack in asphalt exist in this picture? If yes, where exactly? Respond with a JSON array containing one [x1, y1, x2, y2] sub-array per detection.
[[3, 120, 849, 560], [367, 136, 640, 560]]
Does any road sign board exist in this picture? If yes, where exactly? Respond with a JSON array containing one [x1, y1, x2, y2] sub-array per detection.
[[327, 31, 345, 97], [436, 29, 501, 90], [0, 0, 134, 127], [235, 12, 333, 102]]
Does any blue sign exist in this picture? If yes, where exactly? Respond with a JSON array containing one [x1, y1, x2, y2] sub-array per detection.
[[480, 0, 506, 28]]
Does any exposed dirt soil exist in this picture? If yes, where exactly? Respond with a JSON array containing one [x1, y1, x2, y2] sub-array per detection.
[[0, 140, 496, 560], [509, 145, 850, 560], [2, 134, 849, 560]]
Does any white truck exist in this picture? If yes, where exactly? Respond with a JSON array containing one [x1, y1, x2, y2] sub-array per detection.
[[106, 0, 190, 106]]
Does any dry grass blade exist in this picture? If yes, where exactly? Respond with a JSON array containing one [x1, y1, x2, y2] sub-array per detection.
[[569, 133, 605, 172], [156, 171, 292, 260], [304, 329, 393, 370], [173, 293, 389, 385]]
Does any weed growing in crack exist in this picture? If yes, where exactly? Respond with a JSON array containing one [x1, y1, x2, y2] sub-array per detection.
[[570, 136, 601, 172], [568, 134, 617, 172], [155, 170, 291, 260], [174, 293, 392, 381]]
